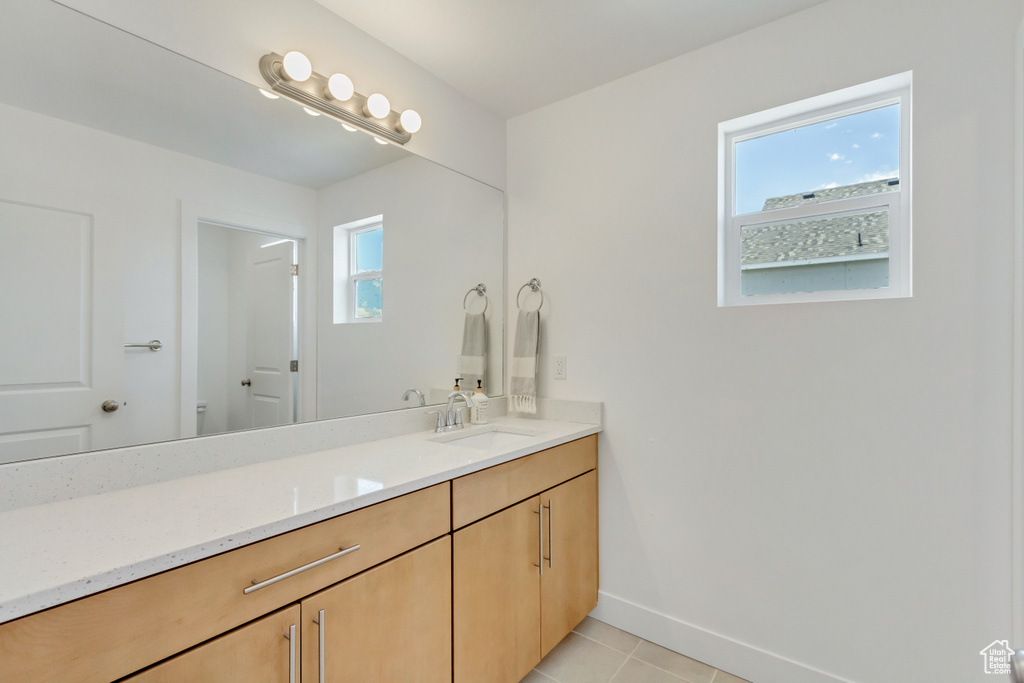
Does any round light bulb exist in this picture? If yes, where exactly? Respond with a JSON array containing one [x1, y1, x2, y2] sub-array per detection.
[[326, 73, 354, 101], [302, 107, 321, 117], [258, 88, 280, 100], [281, 51, 312, 82], [398, 109, 422, 134], [365, 93, 391, 119], [341, 123, 358, 132]]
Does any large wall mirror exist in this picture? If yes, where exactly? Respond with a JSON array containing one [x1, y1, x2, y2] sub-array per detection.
[[0, 0, 504, 464]]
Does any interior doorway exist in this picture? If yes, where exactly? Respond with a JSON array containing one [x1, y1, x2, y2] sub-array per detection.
[[195, 223, 299, 436]]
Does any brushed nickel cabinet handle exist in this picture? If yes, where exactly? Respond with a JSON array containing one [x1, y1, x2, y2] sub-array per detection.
[[243, 544, 361, 594], [313, 609, 326, 683], [544, 499, 553, 568], [285, 623, 296, 683], [534, 506, 543, 575]]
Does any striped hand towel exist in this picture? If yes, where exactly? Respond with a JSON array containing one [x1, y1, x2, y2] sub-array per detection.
[[510, 309, 540, 414], [459, 312, 487, 392]]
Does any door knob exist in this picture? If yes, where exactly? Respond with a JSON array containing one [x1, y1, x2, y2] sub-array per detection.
[[101, 400, 119, 413], [241, 379, 252, 387]]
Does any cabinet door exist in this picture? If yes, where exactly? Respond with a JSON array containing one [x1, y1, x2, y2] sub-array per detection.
[[453, 496, 542, 683], [540, 470, 599, 657], [301, 536, 451, 683], [124, 605, 300, 683]]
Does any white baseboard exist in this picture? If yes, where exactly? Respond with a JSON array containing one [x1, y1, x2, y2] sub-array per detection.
[[590, 590, 859, 683]]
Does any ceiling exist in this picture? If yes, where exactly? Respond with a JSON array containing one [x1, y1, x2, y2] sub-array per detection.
[[312, 0, 830, 118]]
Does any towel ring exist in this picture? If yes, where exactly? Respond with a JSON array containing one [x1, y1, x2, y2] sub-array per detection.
[[463, 283, 488, 314], [516, 278, 543, 312]]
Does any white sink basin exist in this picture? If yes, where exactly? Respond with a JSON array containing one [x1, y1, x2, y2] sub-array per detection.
[[430, 425, 538, 450]]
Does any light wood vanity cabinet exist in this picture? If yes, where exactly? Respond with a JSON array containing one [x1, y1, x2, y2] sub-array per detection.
[[0, 482, 450, 683], [0, 434, 598, 683], [452, 435, 599, 683], [123, 538, 453, 683]]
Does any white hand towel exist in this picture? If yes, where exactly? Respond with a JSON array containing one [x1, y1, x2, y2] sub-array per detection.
[[510, 309, 539, 414], [459, 312, 487, 392]]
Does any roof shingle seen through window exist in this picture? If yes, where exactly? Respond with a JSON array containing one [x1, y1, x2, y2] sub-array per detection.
[[759, 178, 897, 211], [741, 179, 895, 266]]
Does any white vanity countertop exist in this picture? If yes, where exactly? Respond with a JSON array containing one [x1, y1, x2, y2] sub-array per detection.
[[0, 416, 600, 624]]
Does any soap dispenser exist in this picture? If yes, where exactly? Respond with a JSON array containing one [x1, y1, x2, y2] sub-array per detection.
[[453, 377, 463, 391], [470, 380, 489, 424]]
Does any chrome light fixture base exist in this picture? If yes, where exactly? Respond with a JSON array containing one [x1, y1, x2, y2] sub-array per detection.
[[259, 52, 412, 145]]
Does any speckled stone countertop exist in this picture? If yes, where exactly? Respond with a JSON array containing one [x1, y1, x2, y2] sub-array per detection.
[[0, 416, 600, 624]]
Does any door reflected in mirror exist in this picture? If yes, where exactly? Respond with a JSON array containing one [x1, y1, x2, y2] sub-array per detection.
[[197, 225, 300, 436]]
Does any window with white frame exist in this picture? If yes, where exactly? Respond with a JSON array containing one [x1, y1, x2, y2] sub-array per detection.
[[333, 216, 383, 323], [718, 72, 912, 306]]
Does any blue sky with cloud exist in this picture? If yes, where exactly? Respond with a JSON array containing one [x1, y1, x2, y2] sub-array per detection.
[[734, 104, 900, 214]]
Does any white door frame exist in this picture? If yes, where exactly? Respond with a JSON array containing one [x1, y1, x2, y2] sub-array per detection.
[[180, 201, 315, 438], [1013, 18, 1024, 649]]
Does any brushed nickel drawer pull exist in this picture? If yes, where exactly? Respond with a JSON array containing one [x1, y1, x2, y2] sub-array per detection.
[[534, 506, 543, 575], [243, 544, 361, 594], [314, 609, 326, 683], [544, 499, 553, 568], [285, 623, 296, 683]]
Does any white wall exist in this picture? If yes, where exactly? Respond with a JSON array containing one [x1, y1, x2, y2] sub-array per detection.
[[317, 155, 504, 418], [0, 103, 316, 448], [196, 225, 230, 435], [54, 0, 506, 190], [507, 1, 1021, 681]]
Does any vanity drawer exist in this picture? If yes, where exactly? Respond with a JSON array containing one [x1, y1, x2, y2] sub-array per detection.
[[452, 435, 597, 529], [0, 482, 450, 683]]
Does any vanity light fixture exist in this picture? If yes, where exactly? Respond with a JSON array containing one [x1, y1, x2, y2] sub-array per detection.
[[399, 109, 422, 134], [327, 73, 354, 101], [364, 93, 391, 119], [260, 51, 421, 145], [280, 51, 313, 82]]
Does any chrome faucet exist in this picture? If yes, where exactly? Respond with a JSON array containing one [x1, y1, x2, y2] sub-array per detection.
[[445, 391, 474, 430], [402, 387, 426, 406]]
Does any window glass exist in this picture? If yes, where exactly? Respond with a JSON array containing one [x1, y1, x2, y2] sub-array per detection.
[[741, 208, 890, 296], [355, 228, 383, 272], [355, 278, 382, 319], [734, 104, 900, 215]]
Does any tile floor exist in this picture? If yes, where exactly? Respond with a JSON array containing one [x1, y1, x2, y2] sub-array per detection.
[[520, 617, 750, 683]]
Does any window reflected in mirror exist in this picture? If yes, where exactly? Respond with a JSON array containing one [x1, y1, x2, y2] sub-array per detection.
[[334, 215, 384, 323]]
